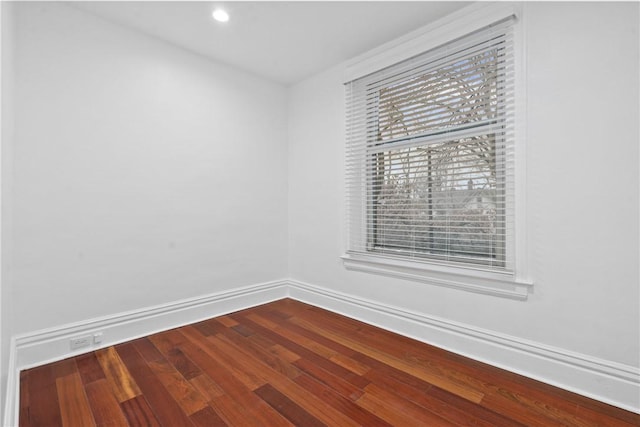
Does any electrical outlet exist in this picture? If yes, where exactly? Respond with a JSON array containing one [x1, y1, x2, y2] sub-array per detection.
[[70, 335, 92, 350], [93, 332, 103, 344]]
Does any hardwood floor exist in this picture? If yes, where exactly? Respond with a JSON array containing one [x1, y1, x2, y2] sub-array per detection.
[[19, 299, 640, 426]]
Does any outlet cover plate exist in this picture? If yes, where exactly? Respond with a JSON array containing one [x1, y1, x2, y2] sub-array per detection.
[[70, 335, 92, 350]]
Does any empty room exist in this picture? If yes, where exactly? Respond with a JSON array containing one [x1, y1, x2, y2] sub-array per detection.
[[1, 1, 639, 426]]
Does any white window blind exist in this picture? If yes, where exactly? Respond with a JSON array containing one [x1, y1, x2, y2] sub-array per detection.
[[345, 17, 516, 273]]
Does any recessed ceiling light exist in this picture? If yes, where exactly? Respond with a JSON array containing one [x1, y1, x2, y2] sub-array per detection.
[[212, 9, 229, 23]]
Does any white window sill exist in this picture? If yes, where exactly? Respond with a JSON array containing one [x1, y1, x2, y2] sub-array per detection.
[[341, 252, 533, 300]]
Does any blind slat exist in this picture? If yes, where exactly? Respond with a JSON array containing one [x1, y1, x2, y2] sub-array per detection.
[[346, 17, 515, 272]]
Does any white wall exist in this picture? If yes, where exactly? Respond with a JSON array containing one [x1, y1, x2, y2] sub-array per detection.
[[11, 2, 289, 334], [289, 0, 639, 373], [1, 1, 16, 421]]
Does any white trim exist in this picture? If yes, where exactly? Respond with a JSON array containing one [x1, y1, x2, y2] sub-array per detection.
[[2, 338, 16, 427], [2, 279, 288, 426], [4, 279, 288, 425], [5, 279, 639, 425], [341, 253, 532, 300], [0, 1, 4, 424], [513, 2, 531, 284], [14, 280, 288, 371], [344, 2, 521, 83], [287, 280, 640, 414], [343, 1, 531, 299]]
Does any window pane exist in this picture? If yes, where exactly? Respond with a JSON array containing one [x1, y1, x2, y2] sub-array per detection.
[[376, 49, 500, 143], [346, 17, 515, 273], [370, 135, 503, 264]]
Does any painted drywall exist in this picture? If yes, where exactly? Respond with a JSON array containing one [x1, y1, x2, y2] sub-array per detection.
[[11, 2, 288, 334], [0, 1, 15, 421], [288, 0, 639, 371]]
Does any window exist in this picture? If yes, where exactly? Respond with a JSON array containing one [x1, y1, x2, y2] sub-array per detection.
[[344, 14, 526, 296]]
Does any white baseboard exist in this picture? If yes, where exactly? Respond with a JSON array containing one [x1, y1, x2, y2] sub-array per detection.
[[4, 278, 639, 426], [3, 279, 288, 426], [286, 279, 640, 414], [3, 337, 17, 427]]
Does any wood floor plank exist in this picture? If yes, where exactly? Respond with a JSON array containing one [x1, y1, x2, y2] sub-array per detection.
[[289, 314, 486, 403], [188, 320, 362, 427], [51, 358, 78, 379], [146, 358, 209, 415], [120, 395, 161, 427], [218, 338, 357, 425], [365, 364, 522, 427], [131, 338, 164, 363], [246, 328, 301, 363], [352, 350, 523, 427], [267, 343, 301, 363], [76, 352, 107, 385], [84, 379, 129, 427], [231, 323, 255, 337], [293, 301, 599, 425], [480, 391, 603, 427], [207, 394, 264, 426], [219, 324, 303, 380], [248, 312, 338, 359], [56, 372, 97, 427], [258, 305, 364, 359], [175, 330, 294, 427], [190, 406, 228, 427], [216, 315, 239, 328], [186, 331, 298, 427], [356, 383, 458, 426], [575, 403, 640, 427], [189, 374, 226, 401], [19, 371, 30, 427], [264, 299, 313, 318], [26, 364, 63, 427], [293, 304, 640, 427], [180, 326, 268, 390], [329, 352, 371, 376], [20, 299, 640, 427], [166, 347, 202, 380], [327, 311, 592, 426], [355, 330, 603, 426], [260, 312, 373, 377], [191, 319, 226, 337], [95, 346, 142, 402], [478, 377, 638, 427], [264, 372, 363, 427], [293, 303, 481, 374], [147, 328, 187, 354], [252, 303, 294, 320], [293, 356, 364, 400], [116, 343, 196, 427], [293, 370, 394, 427], [235, 313, 371, 391], [254, 383, 326, 427]]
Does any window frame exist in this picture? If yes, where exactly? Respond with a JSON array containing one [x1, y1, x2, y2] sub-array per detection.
[[342, 2, 532, 299]]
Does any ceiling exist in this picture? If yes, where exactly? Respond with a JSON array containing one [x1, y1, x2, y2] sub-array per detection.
[[70, 1, 471, 85]]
